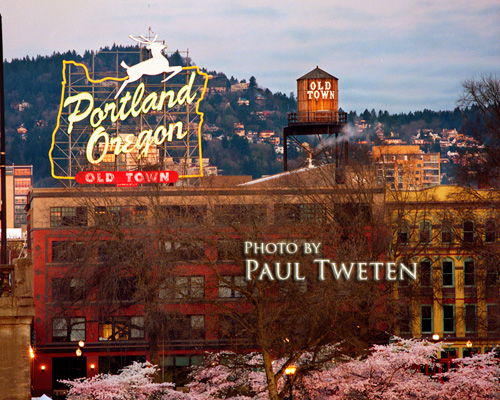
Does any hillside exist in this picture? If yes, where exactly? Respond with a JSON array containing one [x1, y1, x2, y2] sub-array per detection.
[[3, 46, 469, 186]]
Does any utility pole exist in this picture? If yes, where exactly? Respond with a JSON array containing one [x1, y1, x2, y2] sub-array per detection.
[[0, 15, 7, 265]]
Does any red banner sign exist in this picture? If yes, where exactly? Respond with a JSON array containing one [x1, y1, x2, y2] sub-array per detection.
[[75, 170, 179, 186]]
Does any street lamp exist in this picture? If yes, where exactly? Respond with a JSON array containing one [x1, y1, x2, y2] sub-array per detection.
[[76, 340, 85, 356], [285, 365, 296, 400], [466, 340, 472, 348], [432, 334, 440, 342]]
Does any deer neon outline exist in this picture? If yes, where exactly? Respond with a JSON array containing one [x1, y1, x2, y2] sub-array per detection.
[[114, 34, 182, 99]]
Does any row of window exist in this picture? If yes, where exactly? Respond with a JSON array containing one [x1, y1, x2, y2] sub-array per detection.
[[402, 303, 499, 335], [398, 218, 498, 244], [417, 258, 497, 287], [52, 314, 246, 343], [50, 239, 245, 264], [51, 275, 247, 303], [52, 315, 202, 342], [50, 203, 373, 228]]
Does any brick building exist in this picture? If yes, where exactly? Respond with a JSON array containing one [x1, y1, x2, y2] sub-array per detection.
[[28, 167, 386, 397]]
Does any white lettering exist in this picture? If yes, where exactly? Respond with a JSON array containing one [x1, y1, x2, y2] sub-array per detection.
[[64, 93, 93, 135], [245, 259, 259, 281]]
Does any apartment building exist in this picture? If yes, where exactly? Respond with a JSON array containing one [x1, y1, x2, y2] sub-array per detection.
[[373, 145, 440, 190]]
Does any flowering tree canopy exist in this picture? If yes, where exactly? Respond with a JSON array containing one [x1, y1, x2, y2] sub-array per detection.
[[62, 340, 500, 400], [61, 361, 193, 400]]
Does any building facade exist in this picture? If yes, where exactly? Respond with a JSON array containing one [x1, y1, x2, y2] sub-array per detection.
[[27, 170, 500, 396], [28, 169, 386, 398], [389, 185, 500, 360], [373, 146, 440, 190]]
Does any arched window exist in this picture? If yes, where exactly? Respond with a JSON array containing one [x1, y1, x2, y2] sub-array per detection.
[[420, 259, 432, 287], [463, 220, 475, 243], [485, 219, 497, 243], [442, 258, 454, 287], [419, 221, 432, 243], [441, 218, 453, 244], [464, 258, 475, 286], [398, 220, 410, 244]]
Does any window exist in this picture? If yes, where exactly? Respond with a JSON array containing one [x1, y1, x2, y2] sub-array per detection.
[[443, 305, 455, 333], [99, 317, 144, 341], [397, 220, 410, 244], [215, 204, 267, 225], [420, 260, 432, 287], [274, 203, 327, 225], [399, 305, 411, 334], [464, 259, 475, 286], [442, 259, 454, 287], [99, 276, 136, 302], [163, 241, 204, 261], [162, 276, 205, 300], [161, 355, 204, 386], [217, 239, 243, 262], [219, 276, 245, 298], [441, 219, 453, 243], [52, 317, 85, 342], [52, 278, 84, 302], [463, 220, 475, 243], [98, 240, 144, 265], [131, 316, 145, 339], [14, 177, 31, 195], [15, 195, 27, 205], [463, 347, 480, 358], [14, 167, 32, 176], [218, 315, 250, 340], [334, 203, 372, 226], [419, 221, 432, 243], [161, 205, 207, 224], [165, 315, 205, 340], [485, 219, 497, 243], [486, 257, 498, 287], [465, 304, 476, 333], [441, 348, 458, 359], [95, 206, 146, 226], [51, 241, 86, 263], [487, 305, 498, 334], [51, 207, 88, 227], [421, 305, 433, 334]]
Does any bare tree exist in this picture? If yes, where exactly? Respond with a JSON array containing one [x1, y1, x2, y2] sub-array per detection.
[[458, 75, 500, 187], [45, 163, 406, 400]]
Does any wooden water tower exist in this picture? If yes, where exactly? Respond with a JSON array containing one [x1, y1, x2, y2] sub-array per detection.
[[284, 66, 347, 171]]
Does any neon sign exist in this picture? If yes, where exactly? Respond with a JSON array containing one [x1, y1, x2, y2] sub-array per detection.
[[49, 34, 208, 181]]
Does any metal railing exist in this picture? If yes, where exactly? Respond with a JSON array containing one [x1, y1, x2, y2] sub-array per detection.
[[287, 111, 347, 125]]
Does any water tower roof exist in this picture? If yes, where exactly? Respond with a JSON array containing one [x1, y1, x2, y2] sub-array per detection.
[[298, 66, 338, 81]]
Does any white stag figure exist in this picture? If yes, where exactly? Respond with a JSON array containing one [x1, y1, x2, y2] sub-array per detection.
[[114, 34, 182, 99]]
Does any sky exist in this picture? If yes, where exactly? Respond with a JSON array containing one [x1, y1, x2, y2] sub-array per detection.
[[1, 0, 499, 113]]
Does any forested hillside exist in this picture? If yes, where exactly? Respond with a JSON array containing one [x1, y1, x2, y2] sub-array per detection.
[[3, 46, 469, 186]]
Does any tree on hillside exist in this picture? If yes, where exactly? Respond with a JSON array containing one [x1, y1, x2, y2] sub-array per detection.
[[458, 74, 500, 187]]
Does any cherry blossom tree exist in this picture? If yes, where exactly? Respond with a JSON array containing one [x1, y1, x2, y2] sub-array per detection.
[[63, 340, 500, 400], [61, 361, 193, 400], [189, 338, 500, 400], [188, 352, 267, 400], [439, 352, 500, 400], [309, 338, 443, 400]]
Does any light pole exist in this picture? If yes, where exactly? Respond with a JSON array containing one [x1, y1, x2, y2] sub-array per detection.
[[284, 365, 296, 400]]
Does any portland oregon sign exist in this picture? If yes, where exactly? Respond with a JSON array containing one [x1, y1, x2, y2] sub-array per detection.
[[49, 33, 208, 185]]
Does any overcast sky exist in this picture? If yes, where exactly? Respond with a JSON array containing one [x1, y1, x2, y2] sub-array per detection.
[[2, 0, 499, 113]]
